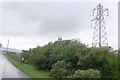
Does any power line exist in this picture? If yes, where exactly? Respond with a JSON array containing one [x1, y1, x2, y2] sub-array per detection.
[[28, 2, 91, 16], [28, 2, 117, 23], [6, 12, 89, 28]]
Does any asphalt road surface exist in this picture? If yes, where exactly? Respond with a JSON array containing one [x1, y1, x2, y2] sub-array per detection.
[[0, 50, 29, 79]]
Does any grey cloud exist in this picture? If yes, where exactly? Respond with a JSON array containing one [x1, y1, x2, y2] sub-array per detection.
[[1, 2, 91, 38]]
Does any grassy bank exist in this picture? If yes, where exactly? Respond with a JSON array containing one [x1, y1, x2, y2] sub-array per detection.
[[4, 53, 51, 78]]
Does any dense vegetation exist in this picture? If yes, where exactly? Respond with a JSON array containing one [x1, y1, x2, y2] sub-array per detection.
[[5, 53, 51, 78], [8, 38, 119, 78]]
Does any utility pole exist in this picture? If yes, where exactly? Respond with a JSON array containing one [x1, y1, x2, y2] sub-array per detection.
[[0, 43, 2, 48], [0, 44, 2, 51], [7, 39, 9, 53], [91, 4, 109, 47]]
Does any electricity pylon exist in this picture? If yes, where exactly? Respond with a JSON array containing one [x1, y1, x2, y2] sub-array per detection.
[[91, 4, 109, 47]]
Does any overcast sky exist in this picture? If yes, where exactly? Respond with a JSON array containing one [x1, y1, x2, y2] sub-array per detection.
[[0, 0, 118, 50]]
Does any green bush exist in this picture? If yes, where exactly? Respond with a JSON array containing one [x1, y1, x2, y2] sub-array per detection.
[[69, 69, 100, 78], [77, 47, 118, 78], [50, 60, 71, 78]]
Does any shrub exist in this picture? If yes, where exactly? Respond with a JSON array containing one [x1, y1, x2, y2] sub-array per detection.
[[50, 60, 71, 78], [69, 69, 100, 78]]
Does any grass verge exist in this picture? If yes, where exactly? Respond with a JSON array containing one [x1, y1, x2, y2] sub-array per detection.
[[4, 53, 51, 78]]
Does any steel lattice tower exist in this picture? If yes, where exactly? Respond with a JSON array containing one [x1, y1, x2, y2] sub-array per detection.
[[91, 4, 109, 47]]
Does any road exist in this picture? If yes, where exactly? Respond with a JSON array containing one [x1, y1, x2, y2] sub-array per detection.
[[0, 50, 29, 79]]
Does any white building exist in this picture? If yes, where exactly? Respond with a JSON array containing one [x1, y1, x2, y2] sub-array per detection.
[[2, 47, 22, 53]]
